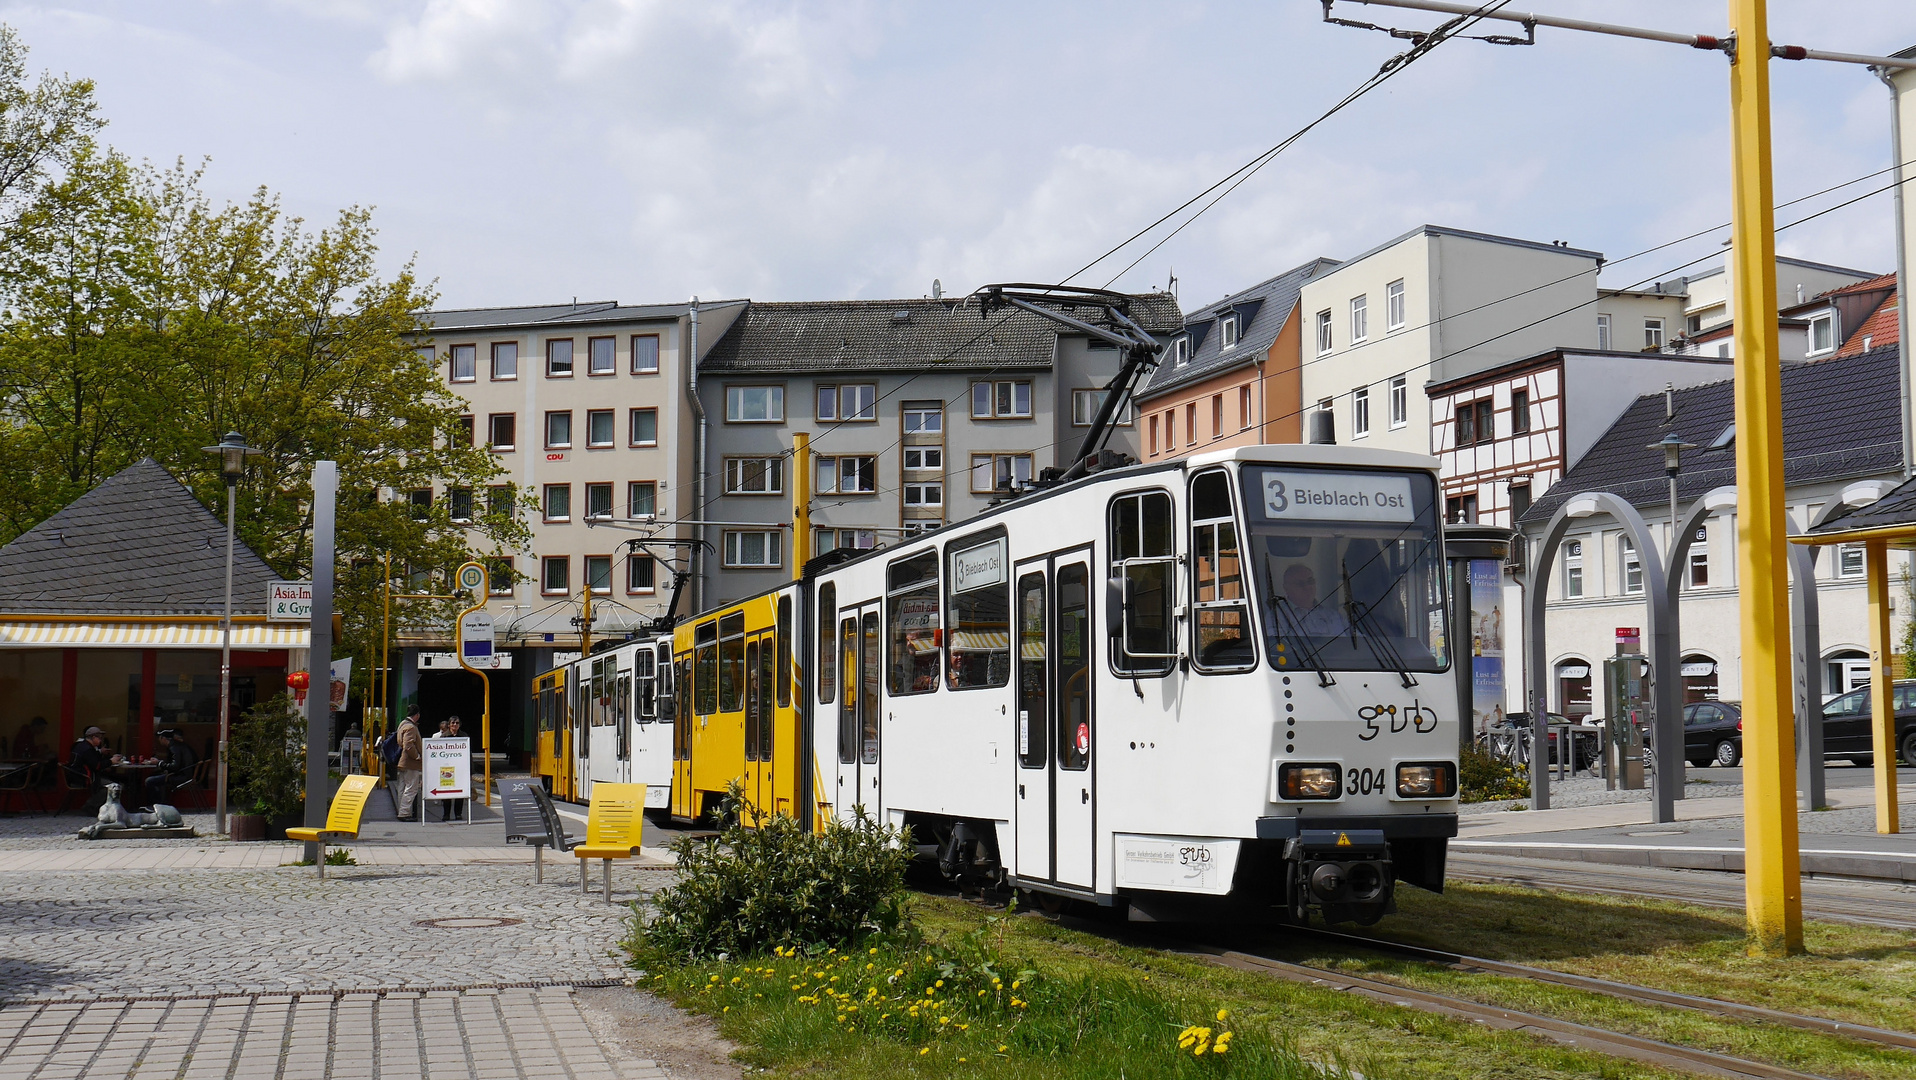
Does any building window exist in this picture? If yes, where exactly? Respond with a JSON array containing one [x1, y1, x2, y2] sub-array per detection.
[[904, 447, 942, 471], [1644, 318, 1665, 350], [448, 487, 473, 522], [491, 341, 518, 380], [1173, 336, 1191, 366], [585, 482, 613, 520], [585, 554, 613, 594], [1808, 313, 1835, 356], [631, 334, 660, 374], [1454, 398, 1493, 446], [817, 455, 876, 494], [487, 485, 514, 521], [725, 456, 784, 495], [1622, 537, 1643, 595], [904, 482, 943, 507], [586, 409, 615, 448], [815, 528, 878, 554], [903, 404, 943, 432], [724, 530, 783, 568], [970, 380, 1032, 419], [487, 413, 516, 451], [628, 481, 656, 518], [1148, 413, 1159, 455], [1510, 388, 1531, 434], [587, 336, 615, 376], [970, 453, 1032, 493], [1072, 388, 1131, 426], [458, 414, 475, 446], [407, 489, 432, 521], [1352, 387, 1370, 438], [1210, 394, 1224, 439], [627, 554, 656, 593], [1445, 494, 1476, 524], [1689, 526, 1709, 587], [1315, 309, 1332, 355], [1838, 543, 1865, 578], [1386, 279, 1405, 331], [545, 411, 572, 449], [546, 338, 574, 377], [1596, 313, 1611, 351], [416, 345, 436, 365], [541, 555, 570, 594], [449, 344, 476, 382], [725, 385, 784, 423], [1389, 376, 1407, 428], [1238, 385, 1252, 430], [817, 384, 877, 422], [1350, 295, 1368, 343], [543, 484, 570, 522], [1564, 539, 1584, 598], [1220, 314, 1239, 348], [487, 556, 514, 596], [1509, 482, 1531, 521], [1184, 402, 1197, 446], [629, 408, 658, 447]]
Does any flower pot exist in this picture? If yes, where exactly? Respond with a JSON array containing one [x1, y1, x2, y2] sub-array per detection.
[[231, 814, 266, 842]]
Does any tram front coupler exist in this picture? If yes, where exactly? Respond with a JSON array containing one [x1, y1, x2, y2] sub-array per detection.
[[1284, 829, 1394, 925]]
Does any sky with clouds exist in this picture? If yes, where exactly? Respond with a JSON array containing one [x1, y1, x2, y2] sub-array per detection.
[[4, 1, 1915, 312]]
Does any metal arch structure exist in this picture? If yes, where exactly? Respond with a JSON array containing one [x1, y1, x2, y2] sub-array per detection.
[[1526, 492, 1680, 820]]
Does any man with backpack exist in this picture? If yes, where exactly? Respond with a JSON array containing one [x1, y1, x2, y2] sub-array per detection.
[[391, 706, 424, 821]]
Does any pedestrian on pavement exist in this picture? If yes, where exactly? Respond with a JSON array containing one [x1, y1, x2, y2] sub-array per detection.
[[395, 706, 424, 821], [142, 729, 198, 807], [434, 715, 467, 822]]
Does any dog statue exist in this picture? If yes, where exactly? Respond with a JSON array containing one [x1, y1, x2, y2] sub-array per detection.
[[77, 783, 185, 839]]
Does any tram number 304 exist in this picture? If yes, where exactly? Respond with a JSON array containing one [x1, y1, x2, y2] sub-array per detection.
[[1346, 767, 1389, 796]]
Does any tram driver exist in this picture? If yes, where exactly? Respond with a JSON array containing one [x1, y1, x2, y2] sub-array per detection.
[[1271, 563, 1349, 638]]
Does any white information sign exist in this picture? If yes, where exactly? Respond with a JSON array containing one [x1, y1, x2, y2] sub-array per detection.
[[423, 736, 470, 800], [419, 652, 512, 670], [267, 581, 313, 623], [950, 538, 1007, 593], [1113, 834, 1241, 895], [459, 611, 495, 663], [1259, 472, 1415, 523]]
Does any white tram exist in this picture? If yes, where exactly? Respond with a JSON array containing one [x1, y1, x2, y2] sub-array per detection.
[[536, 633, 676, 811], [807, 443, 1457, 925]]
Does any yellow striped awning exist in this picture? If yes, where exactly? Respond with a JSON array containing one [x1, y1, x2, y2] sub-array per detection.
[[951, 630, 1009, 652], [0, 621, 309, 649]]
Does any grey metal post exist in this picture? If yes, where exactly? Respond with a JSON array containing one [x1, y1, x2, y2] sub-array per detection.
[[1871, 64, 1914, 482], [302, 461, 337, 864], [215, 482, 236, 835], [1788, 541, 1826, 810]]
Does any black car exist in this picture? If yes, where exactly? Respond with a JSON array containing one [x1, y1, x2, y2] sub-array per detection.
[[1817, 681, 1916, 767], [1681, 700, 1742, 768]]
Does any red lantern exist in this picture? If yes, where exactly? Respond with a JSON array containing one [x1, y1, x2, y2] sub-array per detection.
[[287, 670, 310, 705]]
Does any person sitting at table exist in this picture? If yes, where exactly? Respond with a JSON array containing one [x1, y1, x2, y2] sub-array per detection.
[[69, 726, 119, 812], [13, 715, 49, 759], [142, 729, 198, 807]]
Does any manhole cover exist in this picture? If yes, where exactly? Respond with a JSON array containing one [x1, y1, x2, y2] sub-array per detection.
[[414, 917, 524, 929]]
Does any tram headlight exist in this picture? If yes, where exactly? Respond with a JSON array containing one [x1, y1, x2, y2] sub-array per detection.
[[1395, 762, 1457, 798], [1278, 762, 1342, 800]]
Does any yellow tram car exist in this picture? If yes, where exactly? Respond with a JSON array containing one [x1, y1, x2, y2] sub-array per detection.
[[530, 664, 581, 801]]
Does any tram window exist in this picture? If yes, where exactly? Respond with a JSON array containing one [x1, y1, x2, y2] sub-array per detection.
[[1016, 572, 1047, 769], [887, 551, 941, 696], [839, 618, 857, 763], [862, 612, 881, 764], [636, 649, 656, 723], [656, 644, 674, 724], [777, 596, 793, 708], [818, 583, 837, 704], [695, 621, 718, 716], [1191, 470, 1255, 670], [719, 612, 746, 712], [946, 530, 1011, 690], [1057, 564, 1092, 771], [745, 640, 761, 760], [1109, 491, 1177, 674], [760, 632, 776, 759]]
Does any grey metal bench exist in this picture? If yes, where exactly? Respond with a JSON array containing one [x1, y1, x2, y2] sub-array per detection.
[[521, 783, 585, 887]]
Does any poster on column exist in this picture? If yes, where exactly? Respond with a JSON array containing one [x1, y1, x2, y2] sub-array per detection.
[[1468, 559, 1506, 738], [424, 737, 470, 800]]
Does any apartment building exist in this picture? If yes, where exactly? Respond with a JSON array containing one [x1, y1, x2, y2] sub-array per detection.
[[1135, 259, 1337, 461], [696, 294, 1179, 605], [404, 298, 745, 750]]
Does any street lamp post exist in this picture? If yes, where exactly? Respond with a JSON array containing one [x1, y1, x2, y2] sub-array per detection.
[[1651, 432, 1700, 557], [202, 431, 261, 836]]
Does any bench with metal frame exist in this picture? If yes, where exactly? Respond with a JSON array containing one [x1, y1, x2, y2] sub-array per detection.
[[284, 775, 380, 878], [572, 783, 647, 902], [526, 783, 586, 886]]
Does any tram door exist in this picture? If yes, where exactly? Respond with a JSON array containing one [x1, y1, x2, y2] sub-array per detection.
[[835, 604, 882, 823], [1012, 551, 1096, 890], [743, 631, 777, 819]]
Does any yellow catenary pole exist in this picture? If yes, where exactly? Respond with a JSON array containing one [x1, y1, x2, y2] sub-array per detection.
[[793, 431, 811, 579], [1864, 541, 1900, 834], [454, 561, 493, 807], [1727, 0, 1803, 956]]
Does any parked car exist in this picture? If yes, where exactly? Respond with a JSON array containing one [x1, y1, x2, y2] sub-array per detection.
[[1681, 700, 1742, 768], [1817, 680, 1916, 767]]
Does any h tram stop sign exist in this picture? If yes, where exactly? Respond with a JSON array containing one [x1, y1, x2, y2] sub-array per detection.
[[459, 611, 495, 662]]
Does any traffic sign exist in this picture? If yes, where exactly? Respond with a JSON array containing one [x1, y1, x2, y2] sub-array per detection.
[[458, 564, 486, 592]]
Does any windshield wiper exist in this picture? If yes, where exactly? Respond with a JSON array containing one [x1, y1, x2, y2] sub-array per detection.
[[1270, 592, 1335, 687], [1342, 563, 1417, 689]]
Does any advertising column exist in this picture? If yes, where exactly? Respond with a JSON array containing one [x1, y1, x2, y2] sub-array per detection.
[[1468, 559, 1506, 741]]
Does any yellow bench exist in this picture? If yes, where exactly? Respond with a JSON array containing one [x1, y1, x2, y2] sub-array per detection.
[[574, 783, 647, 902], [286, 774, 380, 878]]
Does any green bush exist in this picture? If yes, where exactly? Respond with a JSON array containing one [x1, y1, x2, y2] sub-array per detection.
[[230, 694, 306, 820], [1458, 743, 1529, 804], [635, 784, 913, 960]]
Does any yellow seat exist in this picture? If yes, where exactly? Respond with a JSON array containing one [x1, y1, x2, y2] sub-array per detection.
[[574, 783, 647, 901], [285, 774, 380, 878]]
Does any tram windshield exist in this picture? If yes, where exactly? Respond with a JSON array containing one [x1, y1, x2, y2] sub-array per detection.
[[1239, 464, 1448, 674]]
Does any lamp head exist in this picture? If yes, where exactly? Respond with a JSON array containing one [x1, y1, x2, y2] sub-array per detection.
[[201, 431, 261, 483], [1648, 432, 1699, 476]]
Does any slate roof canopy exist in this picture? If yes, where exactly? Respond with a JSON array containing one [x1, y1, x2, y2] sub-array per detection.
[[1519, 345, 1905, 528], [1808, 472, 1916, 538], [1139, 257, 1339, 401], [0, 460, 281, 615]]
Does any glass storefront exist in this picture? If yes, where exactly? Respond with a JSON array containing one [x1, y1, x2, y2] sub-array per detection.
[[74, 650, 144, 757], [0, 650, 64, 760]]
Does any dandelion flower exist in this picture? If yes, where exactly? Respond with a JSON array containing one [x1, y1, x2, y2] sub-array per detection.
[[870, 947, 879, 955], [925, 988, 935, 997], [934, 980, 944, 988], [1216, 1009, 1229, 1023], [1010, 980, 1020, 990], [919, 1048, 929, 1056], [997, 1044, 1008, 1053], [940, 1017, 951, 1025], [708, 975, 720, 984]]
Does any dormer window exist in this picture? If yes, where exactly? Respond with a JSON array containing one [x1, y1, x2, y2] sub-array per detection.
[[1173, 335, 1191, 366], [1220, 314, 1239, 349], [1808, 312, 1835, 356]]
